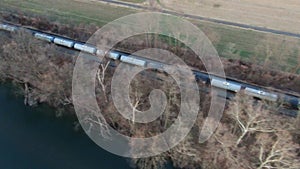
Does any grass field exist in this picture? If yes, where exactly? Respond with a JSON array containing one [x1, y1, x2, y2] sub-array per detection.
[[194, 21, 300, 73], [0, 0, 137, 26], [1, 0, 300, 74]]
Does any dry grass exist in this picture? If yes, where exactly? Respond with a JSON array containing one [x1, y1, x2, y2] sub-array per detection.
[[160, 0, 300, 34]]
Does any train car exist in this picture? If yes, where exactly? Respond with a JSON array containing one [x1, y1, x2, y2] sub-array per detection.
[[211, 77, 241, 92], [120, 55, 146, 67], [53, 37, 75, 48], [74, 43, 97, 54], [0, 24, 17, 32], [244, 87, 278, 101], [264, 92, 279, 102], [108, 51, 121, 60], [146, 60, 165, 70], [281, 94, 300, 109], [34, 33, 54, 42], [192, 71, 209, 83]]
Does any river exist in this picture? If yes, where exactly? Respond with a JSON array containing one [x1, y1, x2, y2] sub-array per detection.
[[0, 84, 134, 169]]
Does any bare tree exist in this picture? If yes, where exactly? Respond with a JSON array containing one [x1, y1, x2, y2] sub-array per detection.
[[256, 132, 300, 169], [205, 93, 299, 169], [131, 90, 142, 125], [0, 31, 73, 108], [96, 61, 110, 102], [161, 81, 179, 129], [227, 94, 291, 146], [82, 109, 111, 139]]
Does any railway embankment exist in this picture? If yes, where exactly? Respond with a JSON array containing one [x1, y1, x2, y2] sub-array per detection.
[[2, 13, 300, 94]]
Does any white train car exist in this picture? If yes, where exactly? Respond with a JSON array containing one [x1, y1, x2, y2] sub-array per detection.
[[0, 24, 17, 32], [34, 33, 54, 42], [108, 51, 121, 60], [245, 87, 278, 101], [120, 55, 146, 67], [211, 78, 241, 92], [53, 37, 75, 48], [74, 43, 97, 54]]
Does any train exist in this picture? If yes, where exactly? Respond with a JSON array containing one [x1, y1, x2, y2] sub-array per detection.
[[1, 23, 299, 114], [0, 24, 18, 32]]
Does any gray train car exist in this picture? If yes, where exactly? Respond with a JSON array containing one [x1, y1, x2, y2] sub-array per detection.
[[74, 43, 97, 54], [211, 77, 241, 92], [34, 33, 54, 42], [53, 37, 75, 48], [120, 55, 146, 67], [244, 87, 278, 101], [0, 24, 17, 32]]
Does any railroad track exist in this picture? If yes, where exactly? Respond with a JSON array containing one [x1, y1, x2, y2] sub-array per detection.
[[0, 21, 299, 117]]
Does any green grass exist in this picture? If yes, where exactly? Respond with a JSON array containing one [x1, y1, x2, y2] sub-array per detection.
[[192, 20, 300, 73], [1, 0, 300, 74], [239, 51, 253, 59], [0, 0, 138, 26]]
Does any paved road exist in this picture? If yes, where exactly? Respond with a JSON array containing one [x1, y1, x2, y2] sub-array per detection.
[[99, 0, 300, 39]]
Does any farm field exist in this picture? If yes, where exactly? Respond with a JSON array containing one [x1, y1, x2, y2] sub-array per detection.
[[1, 0, 300, 74], [159, 0, 300, 34]]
